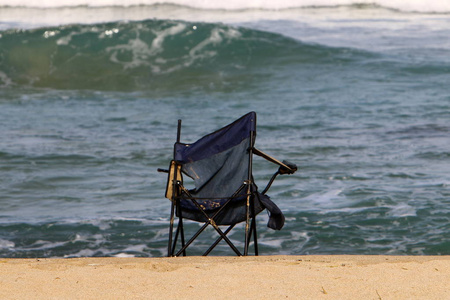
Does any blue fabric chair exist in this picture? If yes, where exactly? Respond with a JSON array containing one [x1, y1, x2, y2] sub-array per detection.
[[159, 112, 297, 256]]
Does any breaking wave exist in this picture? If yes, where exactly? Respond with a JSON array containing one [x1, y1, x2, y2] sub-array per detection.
[[0, 19, 366, 92]]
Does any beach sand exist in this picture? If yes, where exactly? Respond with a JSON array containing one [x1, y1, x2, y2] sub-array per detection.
[[1, 255, 448, 299]]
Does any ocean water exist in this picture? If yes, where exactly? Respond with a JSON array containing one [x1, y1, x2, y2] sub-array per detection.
[[0, 0, 449, 258]]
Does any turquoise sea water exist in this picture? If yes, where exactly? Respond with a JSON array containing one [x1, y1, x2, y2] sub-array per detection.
[[0, 2, 449, 257]]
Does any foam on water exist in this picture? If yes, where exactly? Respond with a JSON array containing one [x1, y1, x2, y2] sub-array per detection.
[[2, 0, 450, 13], [0, 239, 15, 249], [387, 203, 417, 218]]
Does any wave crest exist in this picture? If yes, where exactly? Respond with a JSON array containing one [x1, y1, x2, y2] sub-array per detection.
[[1, 19, 352, 92]]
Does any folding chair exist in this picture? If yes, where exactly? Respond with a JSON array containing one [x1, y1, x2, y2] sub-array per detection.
[[158, 112, 297, 256]]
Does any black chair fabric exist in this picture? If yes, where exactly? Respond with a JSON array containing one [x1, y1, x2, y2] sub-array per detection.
[[173, 112, 284, 229]]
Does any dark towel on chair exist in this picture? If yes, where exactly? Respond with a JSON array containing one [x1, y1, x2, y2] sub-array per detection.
[[259, 193, 285, 230]]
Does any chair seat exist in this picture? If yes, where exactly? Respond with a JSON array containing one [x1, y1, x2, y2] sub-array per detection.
[[178, 193, 284, 229]]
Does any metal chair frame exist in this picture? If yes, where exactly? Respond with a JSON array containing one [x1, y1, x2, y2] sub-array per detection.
[[159, 116, 296, 257]]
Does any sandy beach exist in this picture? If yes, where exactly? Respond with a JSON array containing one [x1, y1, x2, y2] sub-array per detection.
[[0, 255, 448, 299]]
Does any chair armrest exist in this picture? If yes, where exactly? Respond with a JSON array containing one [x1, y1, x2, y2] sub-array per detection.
[[278, 160, 297, 175], [253, 148, 298, 175]]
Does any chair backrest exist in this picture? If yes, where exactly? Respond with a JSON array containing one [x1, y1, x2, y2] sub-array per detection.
[[174, 112, 256, 199]]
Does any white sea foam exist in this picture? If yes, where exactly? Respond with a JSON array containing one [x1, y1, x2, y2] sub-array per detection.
[[105, 23, 242, 74], [63, 248, 105, 257], [300, 189, 349, 210], [0, 239, 15, 249], [114, 252, 136, 257], [386, 203, 417, 217], [1, 0, 450, 13], [1, 1, 448, 33], [258, 237, 284, 248], [0, 71, 12, 87]]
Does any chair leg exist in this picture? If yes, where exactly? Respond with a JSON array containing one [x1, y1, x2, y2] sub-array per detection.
[[210, 222, 242, 256], [176, 195, 244, 256], [172, 201, 187, 257], [250, 194, 259, 256], [175, 220, 242, 257], [203, 224, 236, 256], [172, 185, 251, 256], [245, 216, 259, 256], [168, 201, 176, 257], [244, 196, 251, 256], [179, 208, 186, 256], [175, 222, 210, 256], [171, 217, 184, 256], [252, 217, 259, 256]]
